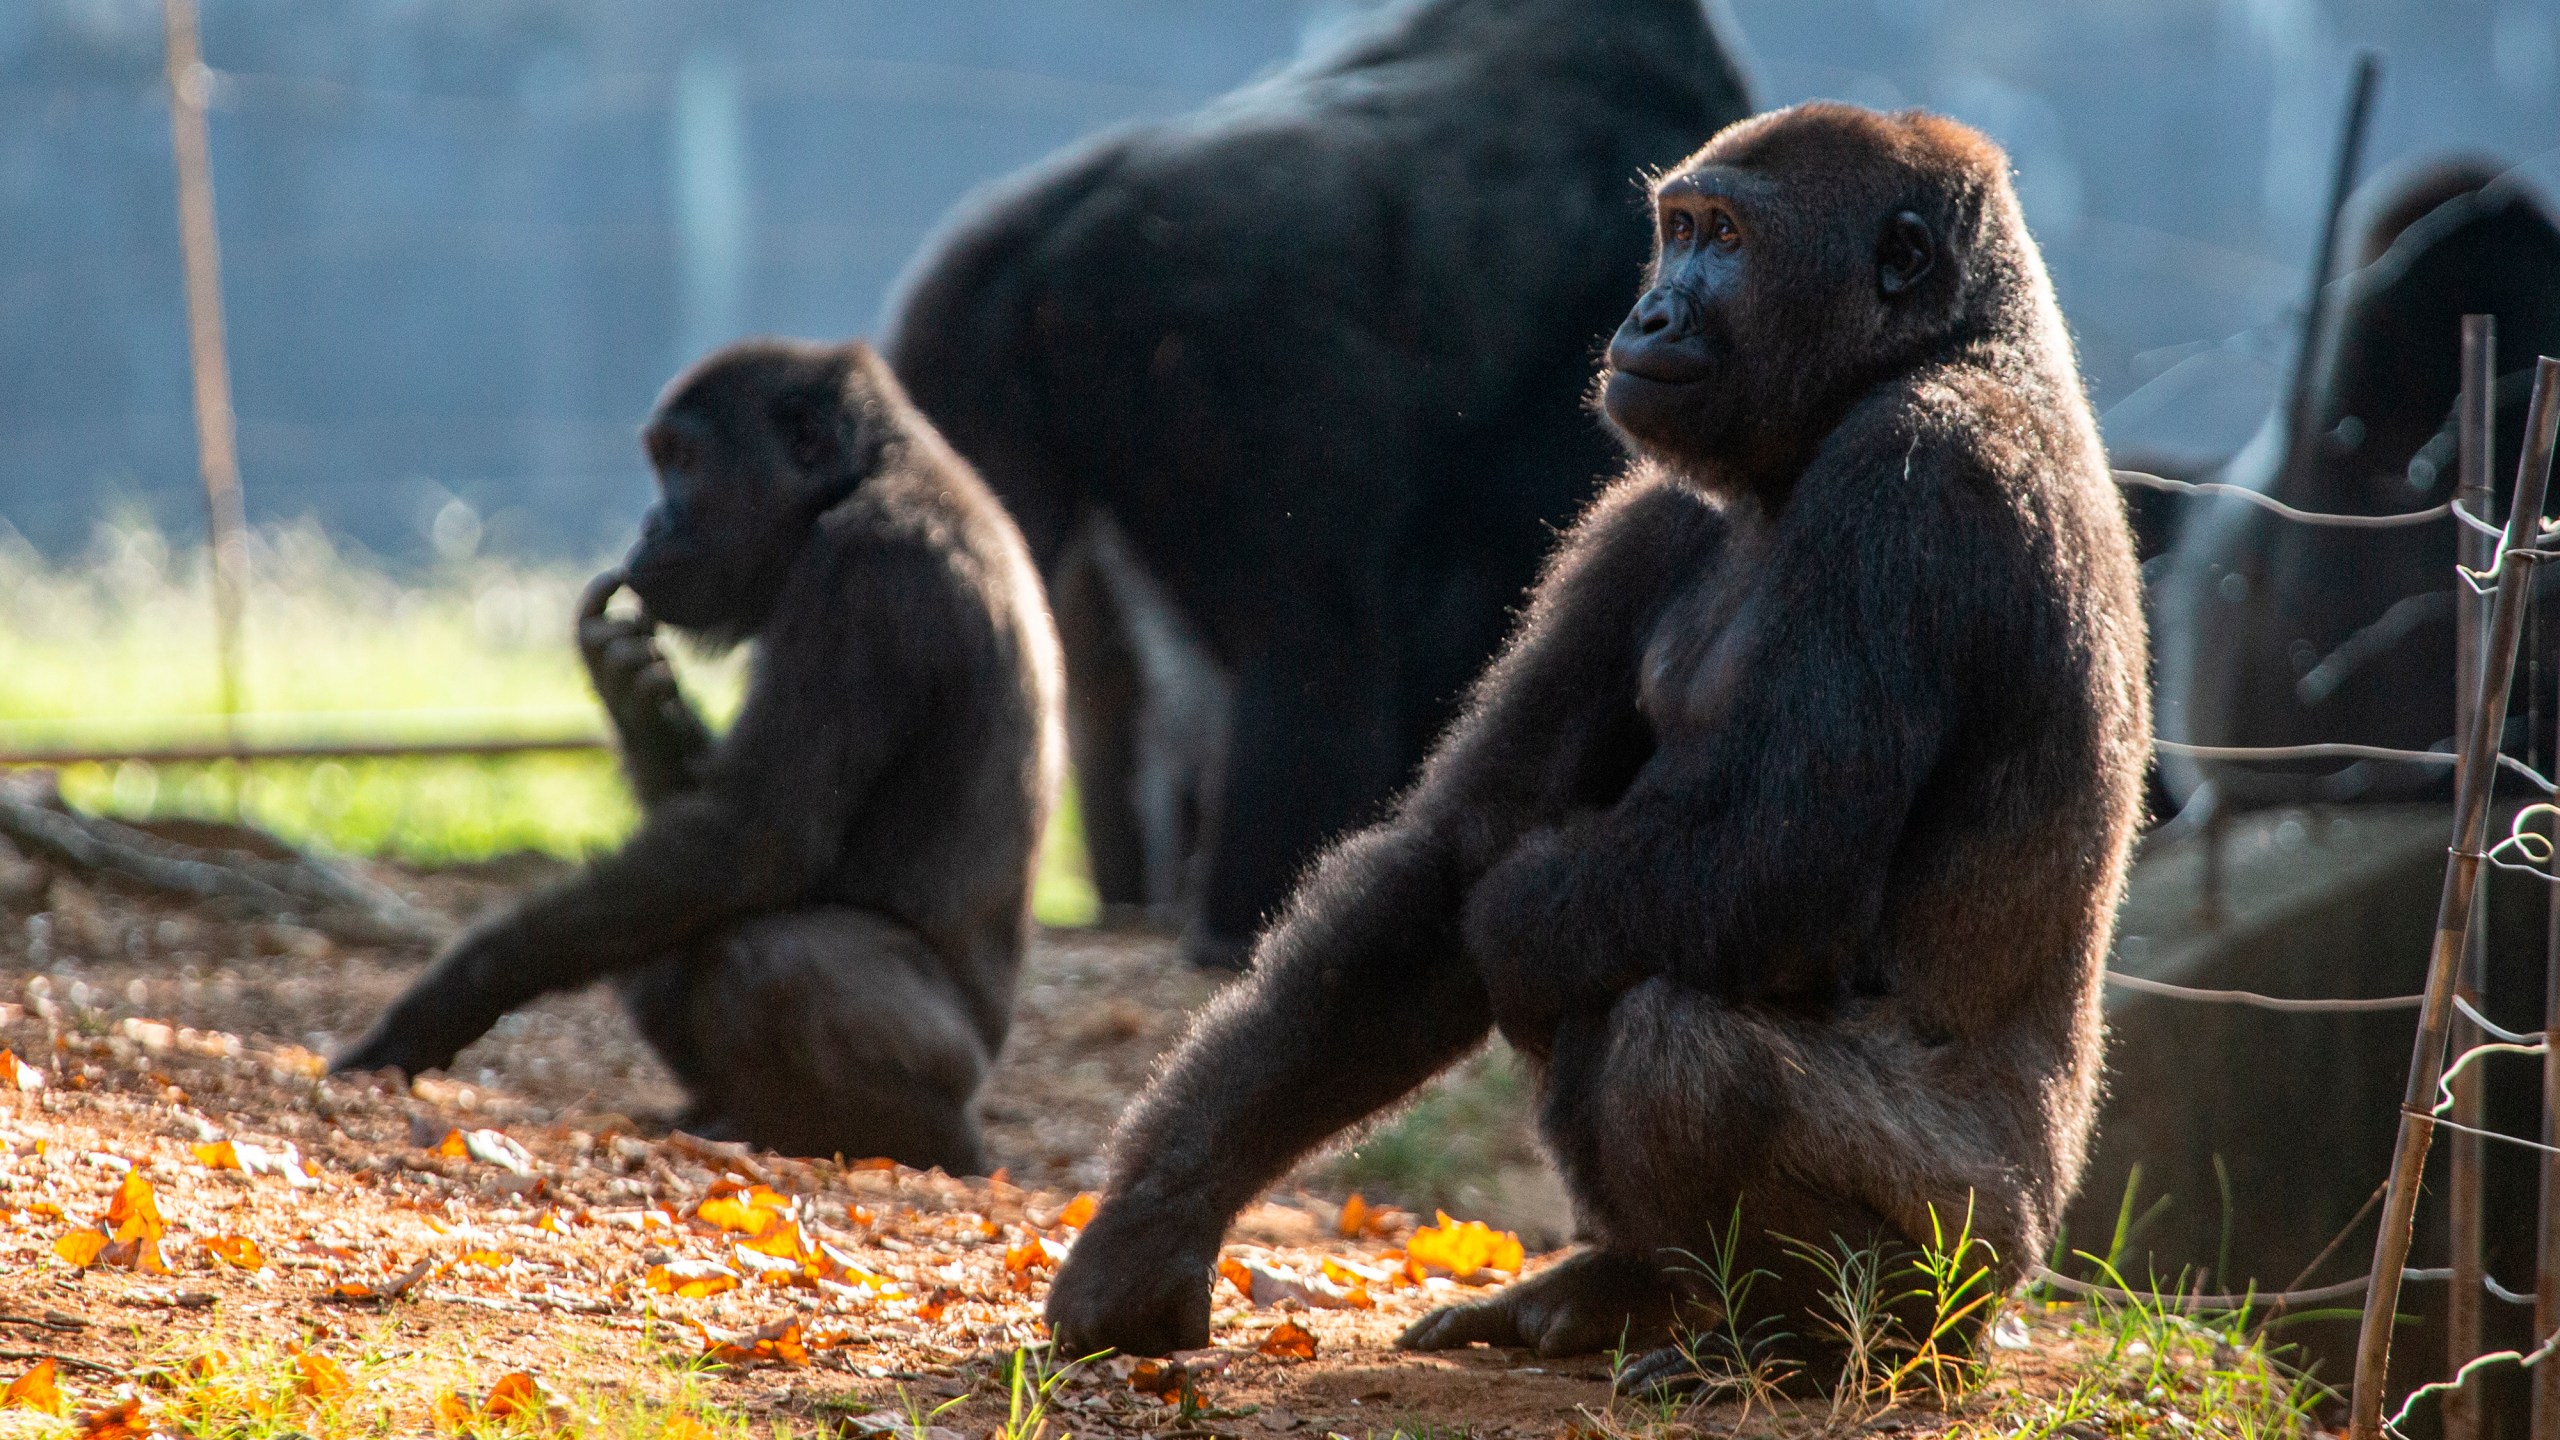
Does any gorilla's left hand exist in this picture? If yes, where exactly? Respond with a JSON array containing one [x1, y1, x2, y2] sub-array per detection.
[[1464, 826, 1652, 1049], [329, 926, 525, 1078]]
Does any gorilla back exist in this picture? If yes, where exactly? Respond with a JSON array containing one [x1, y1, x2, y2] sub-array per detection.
[[335, 341, 1064, 1174], [886, 0, 1754, 965]]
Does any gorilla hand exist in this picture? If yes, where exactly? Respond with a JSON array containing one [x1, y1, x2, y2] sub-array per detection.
[[329, 924, 526, 1079], [1043, 1199, 1220, 1358], [1463, 827, 1655, 1050], [577, 571, 685, 739]]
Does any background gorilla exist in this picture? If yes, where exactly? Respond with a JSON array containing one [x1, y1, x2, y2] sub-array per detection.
[[885, 0, 1755, 967], [1041, 104, 2148, 1380], [334, 340, 1064, 1174], [2153, 165, 2560, 812]]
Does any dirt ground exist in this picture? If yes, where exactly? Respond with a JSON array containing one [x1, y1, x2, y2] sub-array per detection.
[[0, 837, 2272, 1438]]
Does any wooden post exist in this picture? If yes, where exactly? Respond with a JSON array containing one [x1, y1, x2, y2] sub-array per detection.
[[2445, 313, 2495, 1440], [2350, 355, 2560, 1440], [2541, 565, 2560, 1440], [161, 0, 250, 744]]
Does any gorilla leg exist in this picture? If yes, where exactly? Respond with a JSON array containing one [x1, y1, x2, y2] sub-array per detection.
[[1410, 981, 2022, 1383], [1050, 533, 1150, 910], [619, 909, 993, 1174]]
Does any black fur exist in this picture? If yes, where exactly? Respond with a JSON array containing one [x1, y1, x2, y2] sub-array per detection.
[[332, 341, 1064, 1174], [884, 0, 1754, 965], [1043, 105, 2150, 1374]]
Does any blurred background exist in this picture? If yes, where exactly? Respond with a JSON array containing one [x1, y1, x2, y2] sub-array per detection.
[[5, 0, 2557, 562], [0, 0, 2555, 878]]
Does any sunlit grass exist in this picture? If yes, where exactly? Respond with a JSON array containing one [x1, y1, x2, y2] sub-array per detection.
[[0, 519, 1097, 925]]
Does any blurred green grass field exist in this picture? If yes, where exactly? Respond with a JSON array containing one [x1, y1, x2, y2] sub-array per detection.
[[0, 519, 1100, 926]]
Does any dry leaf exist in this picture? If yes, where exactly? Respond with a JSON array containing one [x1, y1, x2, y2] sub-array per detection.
[[107, 1172, 163, 1243], [482, 1372, 544, 1418], [1257, 1319, 1319, 1360], [3, 1358, 63, 1414], [1058, 1191, 1100, 1228], [0, 1049, 43, 1092], [646, 1259, 741, 1298], [1404, 1212, 1522, 1280], [204, 1235, 265, 1270], [74, 1398, 148, 1440], [696, 1317, 809, 1368], [192, 1140, 240, 1170], [53, 1231, 109, 1267], [1218, 1257, 1254, 1297], [295, 1351, 353, 1401], [1336, 1193, 1367, 1238]]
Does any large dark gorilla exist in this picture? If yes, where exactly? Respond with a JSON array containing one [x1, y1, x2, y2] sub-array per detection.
[[2153, 165, 2560, 809], [335, 341, 1064, 1175], [885, 0, 1755, 967], [1042, 105, 2149, 1380]]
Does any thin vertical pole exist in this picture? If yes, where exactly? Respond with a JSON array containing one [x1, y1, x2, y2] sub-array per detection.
[[2352, 356, 2560, 1440], [2541, 589, 2560, 1440], [2446, 314, 2495, 1440], [161, 0, 249, 744]]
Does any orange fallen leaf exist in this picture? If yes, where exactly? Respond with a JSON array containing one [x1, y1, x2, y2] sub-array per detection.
[[455, 1249, 513, 1269], [193, 1140, 240, 1170], [737, 1217, 806, 1261], [204, 1235, 265, 1270], [696, 1317, 809, 1368], [914, 1286, 959, 1323], [657, 1414, 719, 1440], [1218, 1257, 1254, 1297], [295, 1351, 353, 1401], [53, 1231, 108, 1267], [106, 1172, 163, 1243], [1005, 1238, 1065, 1277], [0, 1049, 42, 1092], [847, 1157, 898, 1172], [74, 1397, 147, 1439], [482, 1372, 543, 1418], [646, 1260, 741, 1299], [1405, 1211, 1523, 1280], [1125, 1358, 1185, 1398], [1336, 1193, 1368, 1238], [1258, 1319, 1318, 1360], [433, 1129, 470, 1159], [3, 1358, 63, 1414], [534, 1209, 565, 1233], [1057, 1192, 1099, 1230]]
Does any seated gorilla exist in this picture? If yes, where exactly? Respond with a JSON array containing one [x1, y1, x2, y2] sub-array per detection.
[[333, 340, 1064, 1174], [1042, 105, 2150, 1381], [886, 0, 1754, 968]]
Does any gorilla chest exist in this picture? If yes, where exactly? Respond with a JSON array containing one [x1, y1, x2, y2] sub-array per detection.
[[1636, 559, 1764, 738]]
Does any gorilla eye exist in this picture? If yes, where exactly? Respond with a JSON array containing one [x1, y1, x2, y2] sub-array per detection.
[[648, 432, 696, 473], [1665, 210, 1695, 247], [1707, 210, 1741, 251]]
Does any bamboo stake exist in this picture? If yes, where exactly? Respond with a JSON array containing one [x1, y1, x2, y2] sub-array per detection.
[[2350, 355, 2560, 1440], [2446, 314, 2495, 1440], [161, 0, 250, 746]]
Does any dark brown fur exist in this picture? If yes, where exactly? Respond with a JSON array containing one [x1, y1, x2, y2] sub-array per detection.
[[1042, 104, 2148, 1374], [333, 341, 1064, 1175]]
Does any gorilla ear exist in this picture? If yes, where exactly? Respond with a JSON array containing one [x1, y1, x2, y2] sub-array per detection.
[[773, 388, 842, 475], [1877, 210, 1936, 299]]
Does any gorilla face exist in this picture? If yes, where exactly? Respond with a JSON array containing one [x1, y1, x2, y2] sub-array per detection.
[[1601, 149, 1942, 492], [623, 346, 860, 642]]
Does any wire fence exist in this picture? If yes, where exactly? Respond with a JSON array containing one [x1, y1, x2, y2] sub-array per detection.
[[2105, 347, 2560, 1438]]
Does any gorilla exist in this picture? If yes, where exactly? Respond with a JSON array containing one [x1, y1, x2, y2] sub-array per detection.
[[1042, 104, 2149, 1383], [2153, 164, 2560, 810], [885, 0, 1755, 967], [334, 340, 1065, 1175]]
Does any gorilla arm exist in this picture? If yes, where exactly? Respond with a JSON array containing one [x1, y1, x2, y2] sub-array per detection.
[[1467, 444, 1979, 1044], [332, 541, 933, 1078], [1042, 478, 1720, 1357]]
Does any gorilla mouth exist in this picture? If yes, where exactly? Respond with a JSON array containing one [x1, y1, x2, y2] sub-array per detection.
[[1606, 356, 1714, 388]]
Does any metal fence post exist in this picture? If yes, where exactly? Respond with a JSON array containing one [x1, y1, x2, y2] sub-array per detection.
[[2352, 356, 2560, 1440]]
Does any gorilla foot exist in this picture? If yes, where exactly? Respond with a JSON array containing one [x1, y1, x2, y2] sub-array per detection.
[[1397, 1249, 1677, 1359]]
